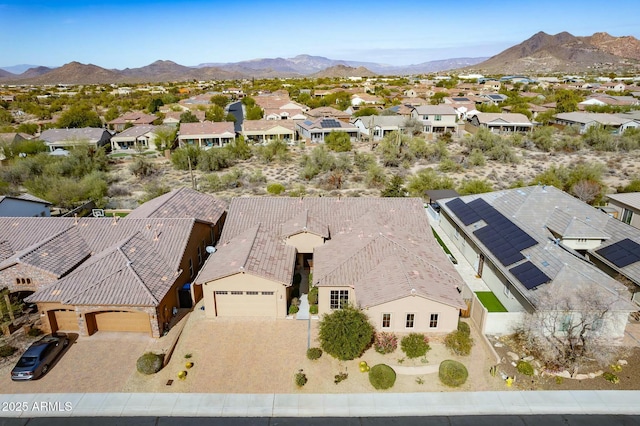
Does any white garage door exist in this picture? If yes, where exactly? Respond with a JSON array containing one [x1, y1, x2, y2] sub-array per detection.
[[213, 290, 277, 317]]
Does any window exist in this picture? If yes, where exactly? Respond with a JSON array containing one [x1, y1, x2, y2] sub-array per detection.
[[435, 115, 442, 121], [231, 291, 243, 295], [560, 314, 572, 332], [622, 209, 633, 225], [246, 291, 259, 295], [15, 278, 32, 285], [382, 313, 391, 328], [261, 292, 274, 296], [188, 259, 194, 278], [406, 313, 415, 328], [214, 291, 228, 295], [330, 290, 349, 309], [422, 115, 429, 120], [429, 314, 439, 328], [197, 246, 202, 265]]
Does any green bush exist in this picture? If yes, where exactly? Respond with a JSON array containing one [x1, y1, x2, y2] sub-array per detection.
[[307, 347, 322, 360], [457, 321, 471, 336], [308, 286, 318, 304], [444, 330, 473, 356], [319, 305, 374, 361], [400, 333, 430, 359], [295, 370, 308, 387], [0, 345, 17, 357], [136, 352, 164, 375], [369, 364, 396, 390], [603, 372, 619, 384], [27, 327, 43, 337], [516, 360, 534, 376], [439, 360, 468, 387], [309, 305, 318, 315], [288, 304, 299, 315], [266, 182, 286, 195]]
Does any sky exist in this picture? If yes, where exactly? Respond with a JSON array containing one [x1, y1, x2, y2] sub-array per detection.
[[1, 0, 640, 70]]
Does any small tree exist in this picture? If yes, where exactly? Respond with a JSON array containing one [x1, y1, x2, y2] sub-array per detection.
[[318, 305, 374, 361], [179, 111, 199, 123], [325, 131, 352, 152]]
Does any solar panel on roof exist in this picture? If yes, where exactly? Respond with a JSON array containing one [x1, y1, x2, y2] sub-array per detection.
[[445, 198, 480, 225], [474, 225, 525, 266], [320, 119, 341, 128], [595, 238, 640, 268], [509, 261, 550, 289], [303, 120, 313, 126]]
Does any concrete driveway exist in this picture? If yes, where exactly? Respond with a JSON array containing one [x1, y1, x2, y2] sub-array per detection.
[[0, 332, 152, 393]]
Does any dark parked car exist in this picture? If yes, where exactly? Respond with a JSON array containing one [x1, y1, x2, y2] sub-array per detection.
[[11, 334, 69, 381]]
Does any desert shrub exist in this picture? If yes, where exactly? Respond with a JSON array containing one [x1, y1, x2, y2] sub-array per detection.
[[0, 345, 17, 357], [295, 369, 308, 387], [107, 185, 131, 197], [516, 360, 534, 376], [288, 304, 299, 315], [439, 360, 468, 387], [319, 305, 374, 361], [308, 286, 318, 304], [444, 330, 473, 356], [457, 321, 471, 336], [307, 347, 323, 360], [374, 332, 398, 354], [27, 327, 43, 337], [129, 156, 156, 177], [368, 364, 396, 390], [400, 333, 430, 359], [438, 158, 463, 173], [334, 371, 348, 384], [309, 305, 318, 314], [136, 352, 164, 375], [603, 372, 620, 384], [266, 182, 286, 195], [325, 131, 352, 152], [467, 149, 486, 167]]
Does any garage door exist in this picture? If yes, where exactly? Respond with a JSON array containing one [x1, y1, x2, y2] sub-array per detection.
[[50, 310, 79, 332], [91, 311, 151, 334], [213, 291, 276, 317]]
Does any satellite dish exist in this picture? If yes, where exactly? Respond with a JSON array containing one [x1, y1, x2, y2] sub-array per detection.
[[205, 246, 216, 254]]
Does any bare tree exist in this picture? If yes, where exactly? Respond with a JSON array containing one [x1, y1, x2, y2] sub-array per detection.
[[570, 180, 602, 204], [517, 285, 622, 373]]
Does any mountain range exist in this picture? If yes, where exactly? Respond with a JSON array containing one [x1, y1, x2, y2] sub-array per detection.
[[1, 31, 639, 85]]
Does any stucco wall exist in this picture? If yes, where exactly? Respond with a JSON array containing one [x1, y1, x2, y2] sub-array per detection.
[[365, 296, 459, 333], [286, 232, 324, 254]]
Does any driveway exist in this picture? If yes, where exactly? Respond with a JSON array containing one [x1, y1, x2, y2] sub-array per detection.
[[0, 332, 152, 393]]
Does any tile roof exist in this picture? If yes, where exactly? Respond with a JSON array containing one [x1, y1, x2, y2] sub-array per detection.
[[40, 128, 109, 143], [305, 107, 351, 119], [125, 187, 227, 224], [473, 113, 531, 124], [197, 197, 465, 309], [607, 192, 640, 210], [111, 125, 156, 140], [108, 111, 157, 125], [412, 105, 458, 115], [241, 119, 296, 132], [178, 121, 235, 137]]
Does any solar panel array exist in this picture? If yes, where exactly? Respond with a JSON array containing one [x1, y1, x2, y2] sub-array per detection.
[[446, 198, 538, 267], [595, 238, 640, 268], [509, 261, 551, 289], [320, 119, 341, 129]]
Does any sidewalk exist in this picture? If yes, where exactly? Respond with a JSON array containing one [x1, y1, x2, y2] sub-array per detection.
[[2, 391, 640, 417]]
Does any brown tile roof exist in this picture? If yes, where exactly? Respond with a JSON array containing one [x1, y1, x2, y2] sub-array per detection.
[[108, 111, 157, 125], [241, 119, 296, 132], [305, 107, 351, 119], [17, 227, 91, 278], [126, 187, 227, 224], [179, 121, 235, 137], [198, 197, 464, 309]]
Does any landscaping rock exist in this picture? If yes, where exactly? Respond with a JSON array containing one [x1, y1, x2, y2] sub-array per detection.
[[523, 355, 534, 362], [506, 351, 519, 361], [594, 370, 604, 377], [556, 370, 572, 379], [618, 359, 628, 366], [534, 369, 539, 376], [493, 342, 504, 348], [533, 360, 541, 368], [574, 374, 589, 380]]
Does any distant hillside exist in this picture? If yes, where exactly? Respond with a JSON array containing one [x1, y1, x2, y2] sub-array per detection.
[[469, 31, 640, 73], [311, 65, 376, 78], [0, 69, 16, 79]]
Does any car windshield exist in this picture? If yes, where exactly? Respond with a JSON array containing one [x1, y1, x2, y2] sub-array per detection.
[[16, 356, 37, 367]]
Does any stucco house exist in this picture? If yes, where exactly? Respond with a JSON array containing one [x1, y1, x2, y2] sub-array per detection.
[[468, 113, 533, 133], [39, 128, 111, 152], [240, 119, 296, 145], [606, 192, 640, 230], [107, 112, 157, 132], [436, 186, 636, 338], [178, 121, 236, 148], [194, 197, 466, 334], [352, 115, 406, 141], [410, 105, 458, 135], [0, 194, 51, 217], [553, 112, 640, 134], [0, 188, 227, 337], [296, 118, 360, 143], [110, 125, 169, 151]]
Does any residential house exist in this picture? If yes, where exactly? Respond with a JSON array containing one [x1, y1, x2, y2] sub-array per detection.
[[578, 95, 639, 109], [296, 118, 360, 143], [108, 112, 157, 132], [553, 112, 640, 134], [480, 93, 508, 105], [501, 104, 549, 120], [178, 121, 236, 148], [110, 125, 169, 151], [39, 128, 111, 152], [0, 188, 227, 338], [194, 197, 466, 334], [241, 120, 296, 145], [305, 107, 352, 123], [264, 109, 306, 121], [0, 194, 51, 217], [468, 113, 533, 133], [606, 192, 640, 230], [437, 185, 636, 338], [352, 115, 406, 142], [410, 105, 458, 134], [351, 93, 383, 109]]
